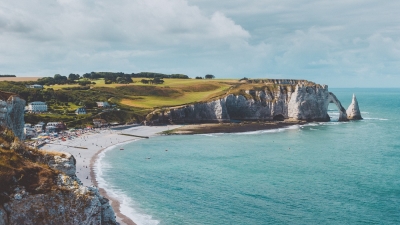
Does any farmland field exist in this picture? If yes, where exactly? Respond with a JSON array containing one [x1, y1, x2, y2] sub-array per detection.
[[0, 77, 41, 82], [45, 78, 238, 109]]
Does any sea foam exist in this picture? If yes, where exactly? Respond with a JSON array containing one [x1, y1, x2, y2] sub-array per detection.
[[95, 141, 160, 225]]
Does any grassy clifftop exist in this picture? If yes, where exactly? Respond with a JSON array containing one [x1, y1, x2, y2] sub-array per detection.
[[0, 77, 319, 126]]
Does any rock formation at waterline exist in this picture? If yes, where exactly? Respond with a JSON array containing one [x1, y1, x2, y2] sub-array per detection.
[[346, 94, 362, 120], [161, 80, 351, 123], [0, 152, 119, 225]]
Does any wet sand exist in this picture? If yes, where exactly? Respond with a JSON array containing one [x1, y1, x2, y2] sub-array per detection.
[[167, 121, 307, 135]]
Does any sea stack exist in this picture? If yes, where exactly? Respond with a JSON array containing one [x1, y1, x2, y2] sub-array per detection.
[[346, 94, 362, 120]]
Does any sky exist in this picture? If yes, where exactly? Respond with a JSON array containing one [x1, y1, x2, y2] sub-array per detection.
[[1, 0, 399, 87]]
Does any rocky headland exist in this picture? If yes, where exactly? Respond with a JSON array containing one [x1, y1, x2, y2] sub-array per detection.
[[149, 79, 361, 124], [0, 141, 119, 225]]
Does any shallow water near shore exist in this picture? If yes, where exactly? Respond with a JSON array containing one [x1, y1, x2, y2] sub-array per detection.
[[98, 88, 400, 225]]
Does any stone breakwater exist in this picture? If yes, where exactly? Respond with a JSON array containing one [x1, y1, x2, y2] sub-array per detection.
[[0, 153, 119, 225], [161, 82, 361, 123]]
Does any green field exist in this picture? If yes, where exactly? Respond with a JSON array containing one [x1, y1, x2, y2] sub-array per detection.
[[46, 78, 237, 110]]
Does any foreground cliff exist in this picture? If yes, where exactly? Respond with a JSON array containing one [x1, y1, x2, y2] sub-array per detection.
[[0, 141, 118, 225], [159, 79, 352, 123], [0, 119, 119, 225]]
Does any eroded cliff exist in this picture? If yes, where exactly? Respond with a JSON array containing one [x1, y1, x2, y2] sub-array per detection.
[[0, 132, 118, 225], [162, 80, 350, 123]]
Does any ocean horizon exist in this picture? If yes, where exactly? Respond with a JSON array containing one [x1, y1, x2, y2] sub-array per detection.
[[95, 88, 400, 225]]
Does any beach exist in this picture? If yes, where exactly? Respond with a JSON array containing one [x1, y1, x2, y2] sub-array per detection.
[[40, 122, 307, 224], [41, 125, 182, 225], [166, 121, 307, 134]]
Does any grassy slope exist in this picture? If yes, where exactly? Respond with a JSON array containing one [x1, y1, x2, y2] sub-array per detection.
[[46, 78, 237, 110], [38, 78, 314, 125]]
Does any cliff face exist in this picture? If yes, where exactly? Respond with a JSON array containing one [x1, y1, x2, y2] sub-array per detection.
[[0, 94, 25, 140], [346, 94, 362, 120], [0, 152, 118, 225], [166, 81, 349, 123]]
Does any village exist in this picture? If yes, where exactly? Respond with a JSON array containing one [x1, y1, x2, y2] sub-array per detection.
[[23, 95, 135, 148]]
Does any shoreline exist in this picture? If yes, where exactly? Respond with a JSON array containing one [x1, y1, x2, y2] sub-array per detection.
[[90, 144, 137, 225], [165, 121, 307, 135], [41, 122, 307, 225], [41, 125, 181, 225]]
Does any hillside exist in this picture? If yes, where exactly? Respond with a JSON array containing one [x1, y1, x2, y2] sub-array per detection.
[[0, 77, 322, 127]]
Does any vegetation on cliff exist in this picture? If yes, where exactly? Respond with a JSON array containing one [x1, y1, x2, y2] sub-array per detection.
[[0, 128, 59, 204]]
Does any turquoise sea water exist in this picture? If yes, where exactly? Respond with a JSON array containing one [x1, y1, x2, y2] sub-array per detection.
[[97, 88, 400, 225]]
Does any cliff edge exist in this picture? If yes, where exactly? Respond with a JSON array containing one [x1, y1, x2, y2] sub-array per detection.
[[0, 142, 119, 225]]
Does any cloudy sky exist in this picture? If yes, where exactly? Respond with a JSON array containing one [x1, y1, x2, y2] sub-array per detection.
[[1, 0, 399, 87]]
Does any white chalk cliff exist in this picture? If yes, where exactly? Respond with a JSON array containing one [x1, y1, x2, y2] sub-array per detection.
[[164, 80, 351, 123], [346, 94, 362, 120]]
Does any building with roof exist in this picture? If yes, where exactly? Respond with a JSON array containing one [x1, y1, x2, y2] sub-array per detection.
[[96, 102, 110, 108], [27, 101, 47, 112], [26, 84, 43, 89], [93, 119, 108, 128], [75, 108, 87, 114]]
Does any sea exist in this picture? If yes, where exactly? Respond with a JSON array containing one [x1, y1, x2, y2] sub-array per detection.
[[95, 88, 400, 225]]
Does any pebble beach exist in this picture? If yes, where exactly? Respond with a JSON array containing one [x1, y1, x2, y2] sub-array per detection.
[[41, 125, 181, 225]]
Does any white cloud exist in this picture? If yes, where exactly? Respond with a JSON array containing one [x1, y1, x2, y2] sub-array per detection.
[[1, 0, 400, 87]]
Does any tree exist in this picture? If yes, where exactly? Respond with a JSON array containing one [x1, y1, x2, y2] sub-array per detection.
[[195, 76, 203, 79], [68, 73, 80, 81], [205, 74, 215, 79], [153, 77, 164, 84], [78, 80, 91, 86]]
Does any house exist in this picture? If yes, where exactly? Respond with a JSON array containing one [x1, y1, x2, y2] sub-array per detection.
[[93, 119, 108, 128], [24, 127, 36, 138], [26, 84, 43, 89], [28, 101, 48, 112], [46, 126, 56, 133], [96, 102, 110, 108], [34, 122, 45, 132], [75, 108, 87, 114], [47, 122, 66, 131]]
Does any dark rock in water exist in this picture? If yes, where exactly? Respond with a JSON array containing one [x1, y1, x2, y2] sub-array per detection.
[[346, 94, 362, 120]]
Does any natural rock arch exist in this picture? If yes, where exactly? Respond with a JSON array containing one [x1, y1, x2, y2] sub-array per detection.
[[328, 92, 348, 121]]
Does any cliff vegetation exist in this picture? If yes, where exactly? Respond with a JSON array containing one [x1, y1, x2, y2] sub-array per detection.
[[0, 127, 119, 224]]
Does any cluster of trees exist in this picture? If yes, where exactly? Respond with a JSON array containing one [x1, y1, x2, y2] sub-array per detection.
[[81, 72, 190, 80], [36, 74, 76, 85], [133, 72, 189, 79], [195, 74, 215, 79], [0, 75, 16, 77], [140, 77, 164, 84], [27, 71, 209, 86], [103, 74, 133, 84]]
